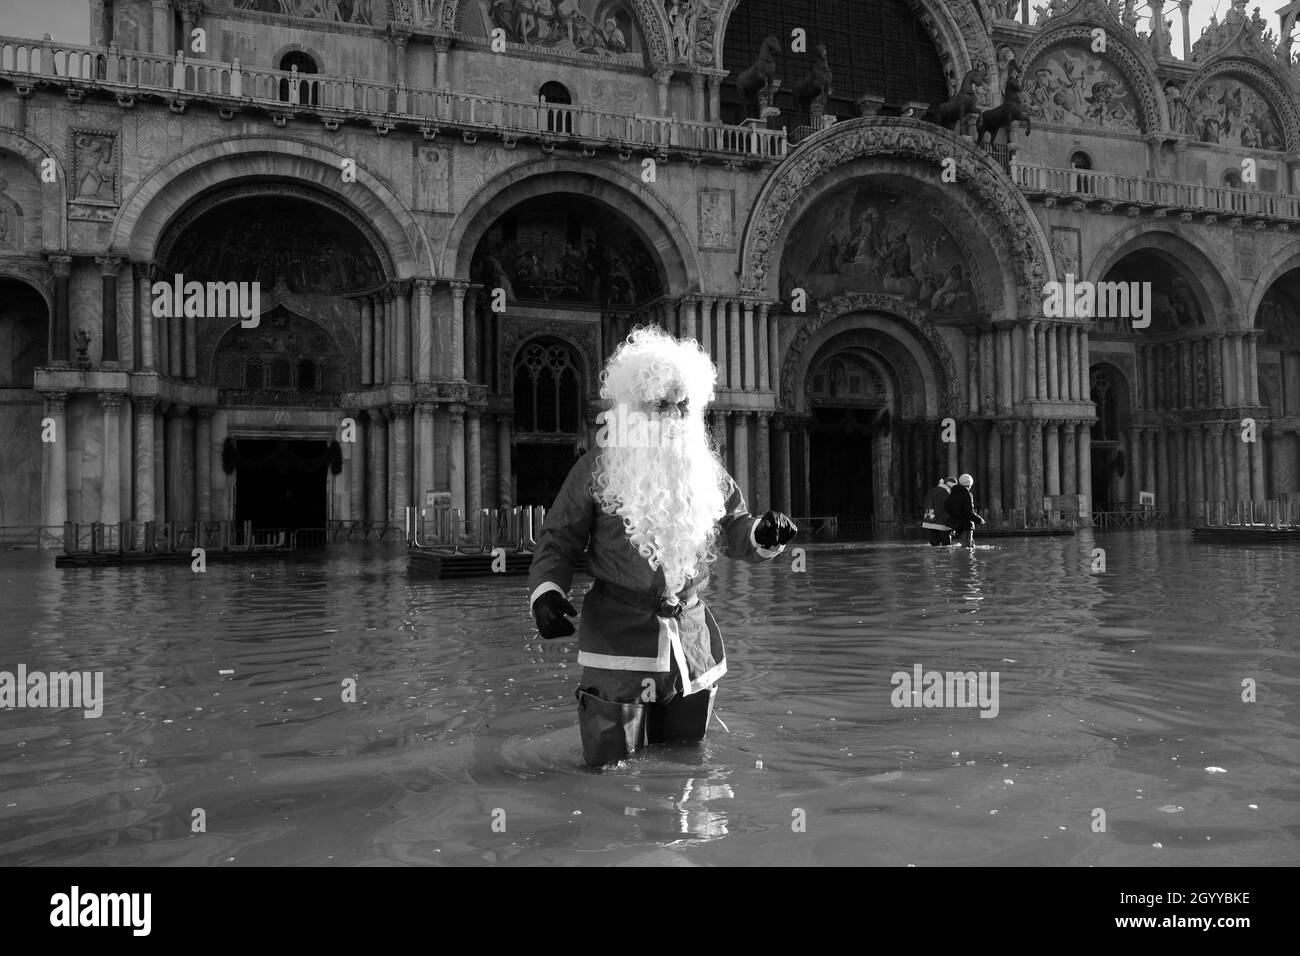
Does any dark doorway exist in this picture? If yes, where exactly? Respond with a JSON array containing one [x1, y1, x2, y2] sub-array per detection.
[[808, 407, 874, 517], [515, 442, 581, 507], [234, 439, 329, 530]]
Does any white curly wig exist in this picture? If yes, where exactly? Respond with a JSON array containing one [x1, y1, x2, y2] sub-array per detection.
[[592, 325, 728, 596]]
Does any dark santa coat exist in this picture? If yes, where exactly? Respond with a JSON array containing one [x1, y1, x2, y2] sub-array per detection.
[[527, 447, 783, 696]]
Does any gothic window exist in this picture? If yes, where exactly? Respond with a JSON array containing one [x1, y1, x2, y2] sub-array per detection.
[[279, 52, 319, 106], [245, 357, 265, 390], [270, 357, 291, 389], [513, 339, 582, 434], [297, 359, 317, 392]]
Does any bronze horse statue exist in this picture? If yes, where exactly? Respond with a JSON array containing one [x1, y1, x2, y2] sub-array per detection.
[[977, 60, 1032, 143], [794, 43, 833, 114], [737, 34, 782, 117], [923, 68, 984, 133]]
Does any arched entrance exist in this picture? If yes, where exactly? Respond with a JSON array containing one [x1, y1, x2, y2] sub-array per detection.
[[1088, 362, 1132, 512], [0, 276, 49, 530]]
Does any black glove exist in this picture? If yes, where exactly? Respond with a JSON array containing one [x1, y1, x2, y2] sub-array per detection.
[[755, 510, 799, 548], [532, 590, 577, 639]]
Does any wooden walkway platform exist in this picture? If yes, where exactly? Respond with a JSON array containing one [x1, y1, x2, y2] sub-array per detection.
[[408, 549, 585, 579], [1190, 525, 1300, 544]]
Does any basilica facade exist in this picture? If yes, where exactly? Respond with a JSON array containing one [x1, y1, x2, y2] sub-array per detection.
[[1, 0, 1299, 540]]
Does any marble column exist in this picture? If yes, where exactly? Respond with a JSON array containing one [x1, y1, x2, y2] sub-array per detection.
[[132, 397, 156, 526], [448, 402, 466, 516], [1231, 335, 1246, 405], [497, 414, 513, 508], [1246, 334, 1260, 406], [731, 412, 749, 503], [998, 328, 1013, 411], [359, 298, 373, 386], [1125, 428, 1140, 505], [467, 407, 482, 521], [41, 393, 68, 531], [392, 405, 412, 525], [775, 416, 792, 514], [184, 302, 197, 381], [194, 407, 212, 523], [1235, 425, 1251, 504], [169, 298, 183, 380], [50, 255, 71, 365], [755, 412, 770, 513], [986, 422, 1003, 514], [1179, 341, 1192, 409], [1157, 428, 1171, 511], [1045, 422, 1061, 496], [414, 279, 433, 382], [211, 410, 228, 523], [134, 263, 156, 372], [96, 257, 121, 366], [1202, 423, 1219, 503], [153, 403, 167, 523], [1036, 322, 1050, 400], [1068, 328, 1081, 401], [466, 287, 481, 383], [94, 393, 123, 526], [1012, 421, 1028, 514], [151, 0, 170, 56], [741, 302, 756, 390], [396, 281, 413, 381], [728, 300, 742, 391], [1013, 323, 1027, 403], [435, 36, 450, 90], [966, 330, 980, 415], [368, 411, 388, 529], [1077, 422, 1093, 516], [1189, 425, 1204, 519], [374, 294, 387, 384], [415, 402, 435, 514], [1028, 420, 1044, 518], [1250, 430, 1267, 502], [166, 404, 188, 525], [1063, 420, 1078, 496], [707, 74, 722, 123], [1142, 428, 1156, 503], [757, 303, 771, 390], [1173, 427, 1188, 518], [1217, 423, 1231, 507], [451, 282, 468, 380], [700, 298, 716, 369], [349, 414, 367, 524]]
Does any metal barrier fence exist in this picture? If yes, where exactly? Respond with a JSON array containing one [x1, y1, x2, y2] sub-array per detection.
[[406, 505, 548, 553], [60, 520, 293, 555]]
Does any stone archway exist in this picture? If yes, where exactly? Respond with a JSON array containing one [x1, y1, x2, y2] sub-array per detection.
[[739, 117, 1051, 314], [440, 0, 672, 67], [109, 137, 427, 276]]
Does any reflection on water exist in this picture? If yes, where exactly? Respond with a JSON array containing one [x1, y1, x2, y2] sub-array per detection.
[[0, 530, 1296, 866]]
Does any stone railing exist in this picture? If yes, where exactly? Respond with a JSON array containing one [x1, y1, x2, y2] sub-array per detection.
[[0, 35, 788, 161], [1012, 162, 1300, 221]]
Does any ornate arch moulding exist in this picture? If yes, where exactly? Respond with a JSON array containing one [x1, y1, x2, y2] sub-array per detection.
[[1020, 19, 1165, 134], [153, 182, 399, 282], [1180, 59, 1300, 153], [0, 259, 55, 313], [441, 0, 671, 68], [497, 318, 599, 401], [0, 128, 69, 253], [108, 138, 428, 278], [738, 117, 1051, 315], [780, 293, 963, 418]]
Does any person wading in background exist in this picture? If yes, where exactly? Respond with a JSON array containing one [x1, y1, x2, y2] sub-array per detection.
[[922, 476, 956, 546], [527, 326, 799, 768], [944, 473, 986, 548]]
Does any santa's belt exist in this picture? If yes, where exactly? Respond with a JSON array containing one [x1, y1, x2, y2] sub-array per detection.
[[592, 578, 699, 619]]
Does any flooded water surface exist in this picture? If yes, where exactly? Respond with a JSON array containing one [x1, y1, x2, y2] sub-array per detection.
[[1, 530, 1297, 866]]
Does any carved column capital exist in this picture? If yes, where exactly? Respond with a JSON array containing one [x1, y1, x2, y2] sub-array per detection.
[[132, 395, 159, 414], [132, 261, 154, 281], [414, 277, 435, 295], [48, 254, 73, 278], [194, 406, 216, 422], [42, 391, 69, 412], [95, 256, 123, 276], [166, 402, 191, 420], [388, 403, 413, 420], [97, 392, 125, 412], [450, 280, 471, 300]]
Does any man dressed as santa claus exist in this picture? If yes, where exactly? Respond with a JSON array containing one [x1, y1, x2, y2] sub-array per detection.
[[527, 326, 799, 767]]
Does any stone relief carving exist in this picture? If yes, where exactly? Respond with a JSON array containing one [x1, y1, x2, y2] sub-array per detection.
[[1182, 61, 1298, 152], [70, 130, 119, 206], [1023, 46, 1140, 130], [740, 119, 1047, 315]]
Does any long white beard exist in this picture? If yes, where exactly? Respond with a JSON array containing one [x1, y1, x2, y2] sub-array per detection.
[[592, 413, 727, 596]]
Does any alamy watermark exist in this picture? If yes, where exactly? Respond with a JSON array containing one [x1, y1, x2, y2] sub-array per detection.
[[0, 665, 104, 718], [151, 274, 261, 328], [1042, 274, 1151, 328], [890, 663, 999, 718], [594, 402, 687, 449]]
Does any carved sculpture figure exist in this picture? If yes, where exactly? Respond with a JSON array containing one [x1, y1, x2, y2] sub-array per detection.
[[668, 0, 693, 61], [923, 68, 984, 133], [977, 58, 1031, 142], [794, 43, 832, 114], [737, 34, 782, 118]]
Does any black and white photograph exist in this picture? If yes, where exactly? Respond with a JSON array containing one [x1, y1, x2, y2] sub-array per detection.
[[0, 0, 1294, 910]]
